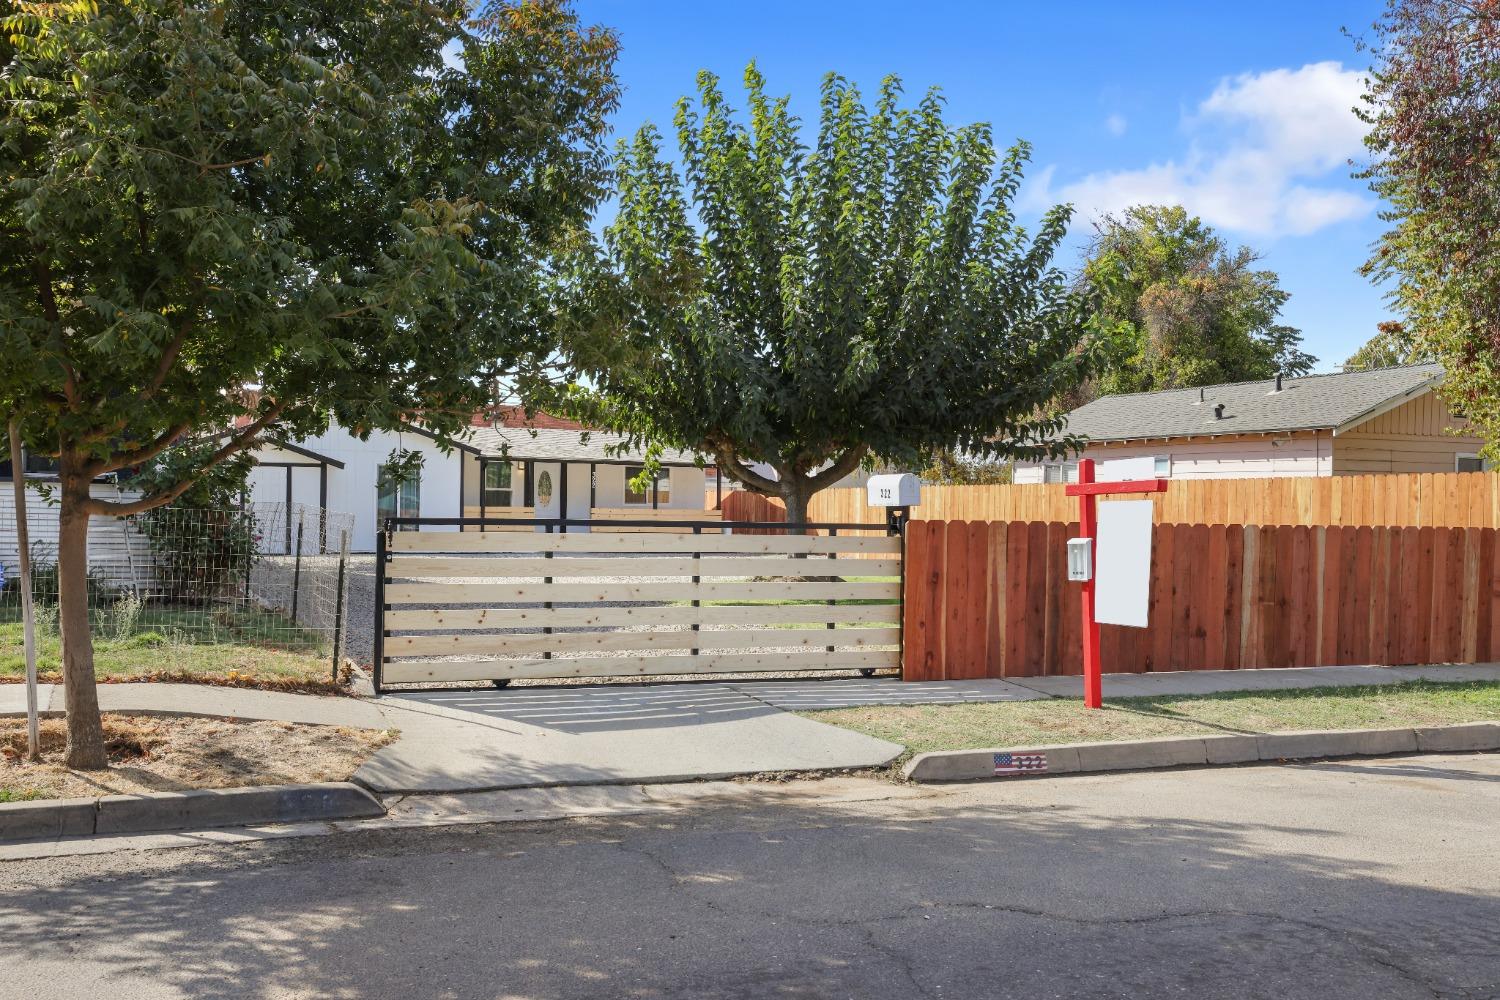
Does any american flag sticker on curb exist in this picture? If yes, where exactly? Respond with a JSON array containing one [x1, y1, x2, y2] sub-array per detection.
[[993, 752, 1048, 777]]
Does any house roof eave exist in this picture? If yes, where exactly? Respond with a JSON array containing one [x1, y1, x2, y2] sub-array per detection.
[[1330, 375, 1442, 437]]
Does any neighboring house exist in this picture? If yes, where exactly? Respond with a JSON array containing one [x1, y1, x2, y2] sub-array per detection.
[[1014, 363, 1491, 484], [246, 415, 712, 552], [0, 448, 155, 590]]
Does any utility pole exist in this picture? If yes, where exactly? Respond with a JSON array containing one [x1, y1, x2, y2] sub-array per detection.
[[8, 419, 40, 760]]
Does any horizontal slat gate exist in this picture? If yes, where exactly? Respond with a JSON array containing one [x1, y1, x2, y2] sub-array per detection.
[[376, 519, 902, 689]]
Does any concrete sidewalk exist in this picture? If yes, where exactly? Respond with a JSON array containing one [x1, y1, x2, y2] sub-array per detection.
[[0, 682, 908, 794], [3, 663, 1496, 796], [361, 685, 904, 793]]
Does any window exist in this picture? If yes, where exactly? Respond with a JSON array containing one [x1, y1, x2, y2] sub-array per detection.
[[0, 450, 60, 480], [1456, 454, 1491, 473], [1041, 462, 1076, 485], [624, 465, 671, 505], [1154, 456, 1171, 478], [481, 461, 513, 507], [376, 465, 420, 524]]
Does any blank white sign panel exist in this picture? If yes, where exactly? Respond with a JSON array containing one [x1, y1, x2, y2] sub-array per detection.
[[1095, 499, 1153, 628]]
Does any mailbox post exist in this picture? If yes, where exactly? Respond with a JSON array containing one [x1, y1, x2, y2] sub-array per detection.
[[866, 473, 920, 535], [1065, 458, 1168, 709]]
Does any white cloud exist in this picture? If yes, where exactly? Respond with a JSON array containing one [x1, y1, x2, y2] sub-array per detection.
[[1105, 113, 1128, 137], [1030, 62, 1371, 238]]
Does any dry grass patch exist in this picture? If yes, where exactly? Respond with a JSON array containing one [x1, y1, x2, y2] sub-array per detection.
[[0, 714, 395, 802]]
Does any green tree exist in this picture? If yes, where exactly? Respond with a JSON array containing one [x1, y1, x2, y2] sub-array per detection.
[[1081, 205, 1315, 398], [1344, 320, 1432, 370], [0, 0, 618, 767], [917, 450, 1013, 486], [1357, 0, 1500, 455], [561, 67, 1098, 525]]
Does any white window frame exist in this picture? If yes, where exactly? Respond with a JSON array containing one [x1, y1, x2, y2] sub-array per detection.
[[375, 465, 420, 527], [481, 461, 513, 507], [1042, 461, 1078, 485], [1154, 455, 1172, 478], [1456, 453, 1491, 472]]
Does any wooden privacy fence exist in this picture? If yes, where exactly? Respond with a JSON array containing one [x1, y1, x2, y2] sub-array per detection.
[[795, 472, 1500, 529], [376, 520, 902, 689], [903, 519, 1500, 680]]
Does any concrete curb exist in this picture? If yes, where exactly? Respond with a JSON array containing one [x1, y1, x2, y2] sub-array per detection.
[[901, 722, 1500, 783], [0, 782, 385, 844]]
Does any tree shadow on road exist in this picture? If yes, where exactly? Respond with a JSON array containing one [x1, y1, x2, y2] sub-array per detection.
[[0, 767, 1496, 999]]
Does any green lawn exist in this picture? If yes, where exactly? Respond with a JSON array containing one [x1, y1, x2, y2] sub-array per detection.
[[800, 680, 1500, 756], [0, 621, 338, 689]]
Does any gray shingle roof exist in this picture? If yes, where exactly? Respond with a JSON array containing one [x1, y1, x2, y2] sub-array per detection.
[[1059, 363, 1444, 443], [462, 425, 705, 466]]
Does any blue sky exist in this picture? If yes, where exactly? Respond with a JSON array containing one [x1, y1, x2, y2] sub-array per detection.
[[571, 0, 1391, 370]]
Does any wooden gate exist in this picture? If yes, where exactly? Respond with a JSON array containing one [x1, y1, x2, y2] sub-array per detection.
[[374, 517, 903, 691]]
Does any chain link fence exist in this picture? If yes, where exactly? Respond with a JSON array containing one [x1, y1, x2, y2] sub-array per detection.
[[0, 500, 354, 670]]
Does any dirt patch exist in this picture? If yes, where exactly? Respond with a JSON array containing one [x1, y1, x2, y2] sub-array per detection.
[[0, 715, 396, 801]]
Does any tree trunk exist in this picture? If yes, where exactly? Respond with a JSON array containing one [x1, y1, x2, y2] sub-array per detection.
[[780, 481, 811, 536], [56, 466, 106, 770]]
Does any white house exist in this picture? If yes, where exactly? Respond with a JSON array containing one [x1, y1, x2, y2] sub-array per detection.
[[1014, 363, 1491, 484], [247, 421, 712, 551], [0, 450, 153, 591]]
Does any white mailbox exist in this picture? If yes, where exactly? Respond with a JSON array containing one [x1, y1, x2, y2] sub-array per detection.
[[867, 473, 921, 508], [1067, 537, 1093, 582]]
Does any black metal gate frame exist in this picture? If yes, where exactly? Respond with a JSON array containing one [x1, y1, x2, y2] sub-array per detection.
[[372, 513, 910, 695]]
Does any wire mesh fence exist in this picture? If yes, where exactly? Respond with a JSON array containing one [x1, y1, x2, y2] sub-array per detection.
[[0, 499, 354, 672]]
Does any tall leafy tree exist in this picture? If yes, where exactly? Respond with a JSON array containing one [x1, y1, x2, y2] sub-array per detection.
[[0, 0, 618, 767], [918, 451, 1013, 486], [1345, 320, 1432, 370], [1080, 205, 1315, 399], [561, 66, 1098, 524], [1358, 0, 1500, 454]]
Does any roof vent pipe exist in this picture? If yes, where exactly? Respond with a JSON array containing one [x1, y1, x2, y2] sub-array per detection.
[[1198, 388, 1205, 404], [1214, 403, 1226, 420], [1275, 373, 1283, 392]]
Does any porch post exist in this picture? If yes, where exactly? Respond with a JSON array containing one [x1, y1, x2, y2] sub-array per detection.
[[559, 461, 569, 525], [283, 466, 292, 553], [477, 458, 486, 532]]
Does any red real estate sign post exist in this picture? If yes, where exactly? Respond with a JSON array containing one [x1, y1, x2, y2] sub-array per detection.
[[1065, 458, 1168, 709]]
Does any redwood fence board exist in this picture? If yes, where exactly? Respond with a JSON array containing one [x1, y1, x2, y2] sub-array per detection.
[[901, 519, 1500, 679]]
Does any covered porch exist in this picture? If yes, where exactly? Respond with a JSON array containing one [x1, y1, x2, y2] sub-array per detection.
[[455, 426, 722, 531]]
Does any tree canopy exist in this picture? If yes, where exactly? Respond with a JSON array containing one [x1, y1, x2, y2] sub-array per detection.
[[560, 66, 1098, 522], [1358, 0, 1500, 454], [1344, 320, 1432, 370], [1079, 205, 1315, 399], [0, 0, 619, 766]]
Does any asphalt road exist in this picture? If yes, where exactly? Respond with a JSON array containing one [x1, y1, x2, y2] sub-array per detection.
[[2, 754, 1497, 1000]]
